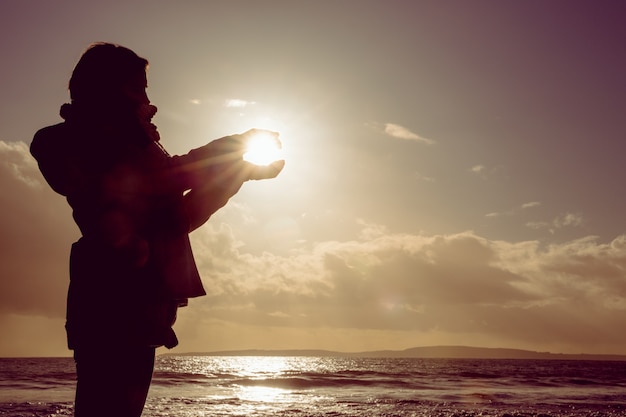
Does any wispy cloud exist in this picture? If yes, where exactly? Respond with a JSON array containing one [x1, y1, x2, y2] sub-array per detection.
[[527, 212, 584, 232], [521, 201, 541, 209], [187, 97, 257, 108], [554, 212, 583, 228], [225, 98, 255, 108], [414, 171, 436, 182], [383, 123, 434, 144], [470, 164, 485, 174], [469, 164, 507, 180], [485, 201, 541, 218]]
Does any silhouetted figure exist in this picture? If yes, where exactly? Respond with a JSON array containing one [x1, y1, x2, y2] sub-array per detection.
[[30, 43, 284, 417]]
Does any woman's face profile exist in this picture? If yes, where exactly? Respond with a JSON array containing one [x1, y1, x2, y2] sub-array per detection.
[[122, 71, 150, 107]]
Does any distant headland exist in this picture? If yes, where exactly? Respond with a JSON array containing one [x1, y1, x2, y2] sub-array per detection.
[[165, 346, 626, 361]]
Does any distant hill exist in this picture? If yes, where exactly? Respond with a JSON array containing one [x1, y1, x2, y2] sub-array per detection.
[[165, 346, 626, 361]]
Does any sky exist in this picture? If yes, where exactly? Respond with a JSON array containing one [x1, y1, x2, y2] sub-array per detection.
[[1, 0, 626, 357]]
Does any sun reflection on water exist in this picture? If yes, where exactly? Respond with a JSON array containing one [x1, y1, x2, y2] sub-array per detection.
[[236, 385, 289, 403], [154, 355, 344, 406], [228, 357, 296, 404], [229, 355, 293, 376]]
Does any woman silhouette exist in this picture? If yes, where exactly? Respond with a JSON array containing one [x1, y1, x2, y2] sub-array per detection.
[[30, 43, 284, 417]]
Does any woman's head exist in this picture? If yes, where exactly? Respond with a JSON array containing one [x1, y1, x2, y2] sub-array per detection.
[[69, 43, 149, 110]]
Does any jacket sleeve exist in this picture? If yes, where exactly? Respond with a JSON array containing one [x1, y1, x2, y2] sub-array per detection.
[[162, 135, 247, 192]]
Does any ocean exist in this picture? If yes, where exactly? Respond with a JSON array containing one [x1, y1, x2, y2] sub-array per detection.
[[1, 355, 625, 416]]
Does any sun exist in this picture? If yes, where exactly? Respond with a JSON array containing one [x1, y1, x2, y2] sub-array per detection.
[[243, 130, 284, 166]]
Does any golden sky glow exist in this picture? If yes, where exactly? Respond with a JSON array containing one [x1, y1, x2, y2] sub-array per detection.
[[1, 0, 626, 357]]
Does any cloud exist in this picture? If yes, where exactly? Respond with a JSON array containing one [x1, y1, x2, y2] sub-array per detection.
[[553, 212, 583, 228], [526, 212, 584, 233], [469, 164, 491, 180], [0, 141, 78, 319], [225, 98, 255, 108], [371, 122, 434, 144], [2, 141, 624, 355], [470, 164, 485, 174], [0, 141, 42, 188], [187, 97, 256, 108], [469, 163, 508, 180], [521, 201, 541, 209], [179, 223, 626, 353], [413, 171, 436, 182], [365, 121, 434, 144], [485, 201, 541, 218]]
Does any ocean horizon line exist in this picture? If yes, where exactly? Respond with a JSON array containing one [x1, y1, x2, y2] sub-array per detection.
[[160, 345, 626, 361], [4, 345, 626, 361]]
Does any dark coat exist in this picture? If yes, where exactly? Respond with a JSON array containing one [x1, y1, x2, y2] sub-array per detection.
[[31, 120, 206, 349]]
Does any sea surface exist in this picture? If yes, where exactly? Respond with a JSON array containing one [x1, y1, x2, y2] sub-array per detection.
[[1, 355, 625, 416]]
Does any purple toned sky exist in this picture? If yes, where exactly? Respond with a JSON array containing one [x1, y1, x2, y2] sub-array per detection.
[[1, 0, 626, 357]]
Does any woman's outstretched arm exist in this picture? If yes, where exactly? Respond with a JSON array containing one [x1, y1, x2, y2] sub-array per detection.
[[166, 129, 284, 232]]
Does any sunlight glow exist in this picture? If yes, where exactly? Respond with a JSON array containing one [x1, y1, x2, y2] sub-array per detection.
[[231, 357, 294, 404], [237, 386, 290, 403], [243, 131, 284, 166]]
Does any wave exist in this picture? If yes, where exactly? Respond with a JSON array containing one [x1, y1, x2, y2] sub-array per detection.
[[4, 356, 626, 413], [226, 375, 427, 390], [137, 358, 626, 388], [0, 402, 73, 417]]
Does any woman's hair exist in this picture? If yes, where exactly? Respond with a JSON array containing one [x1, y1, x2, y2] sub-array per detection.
[[69, 43, 149, 107]]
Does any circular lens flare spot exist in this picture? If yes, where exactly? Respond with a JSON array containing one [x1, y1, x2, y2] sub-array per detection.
[[243, 132, 283, 166]]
